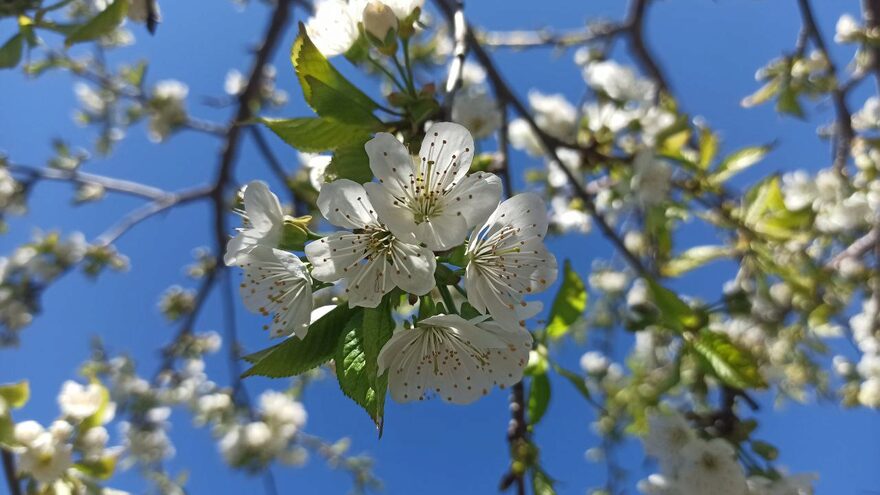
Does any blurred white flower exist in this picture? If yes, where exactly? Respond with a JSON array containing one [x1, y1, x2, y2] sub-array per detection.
[[58, 381, 103, 421]]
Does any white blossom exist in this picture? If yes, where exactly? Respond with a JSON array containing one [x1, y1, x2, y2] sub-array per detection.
[[224, 181, 284, 266], [529, 91, 577, 139], [781, 171, 817, 211], [377, 314, 532, 404], [465, 193, 557, 328], [305, 179, 436, 308], [451, 88, 502, 140], [584, 60, 656, 103], [508, 118, 543, 156], [305, 1, 360, 58], [676, 438, 748, 495], [852, 97, 880, 130], [580, 351, 609, 374], [299, 152, 332, 192], [631, 151, 672, 206], [363, 122, 502, 251], [14, 421, 74, 484], [834, 14, 861, 44], [644, 411, 695, 476], [584, 102, 634, 134], [58, 381, 103, 421], [237, 246, 313, 339]]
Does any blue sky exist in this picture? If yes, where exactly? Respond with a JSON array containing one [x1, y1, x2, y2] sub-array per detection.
[[1, 0, 879, 493]]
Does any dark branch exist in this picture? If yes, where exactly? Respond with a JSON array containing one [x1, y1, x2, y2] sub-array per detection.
[[625, 0, 671, 96], [796, 0, 854, 171], [2, 451, 21, 495]]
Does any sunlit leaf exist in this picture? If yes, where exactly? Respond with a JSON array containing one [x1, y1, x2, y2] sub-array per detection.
[[65, 0, 129, 46], [243, 304, 360, 378], [662, 245, 734, 277], [527, 372, 551, 425], [261, 117, 373, 153], [689, 330, 766, 389], [546, 260, 587, 340], [709, 145, 772, 186], [0, 380, 29, 408], [337, 296, 394, 434]]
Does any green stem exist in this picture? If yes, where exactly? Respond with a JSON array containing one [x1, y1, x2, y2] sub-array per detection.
[[437, 285, 458, 314], [402, 38, 417, 93], [367, 56, 406, 91], [392, 54, 416, 96]]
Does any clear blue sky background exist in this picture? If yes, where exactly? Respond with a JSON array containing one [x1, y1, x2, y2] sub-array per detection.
[[1, 0, 879, 493]]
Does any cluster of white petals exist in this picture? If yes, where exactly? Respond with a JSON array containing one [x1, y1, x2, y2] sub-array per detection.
[[638, 411, 814, 495], [305, 0, 423, 57]]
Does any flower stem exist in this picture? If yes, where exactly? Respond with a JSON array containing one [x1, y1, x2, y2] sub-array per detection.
[[367, 56, 406, 92], [402, 38, 417, 94], [392, 53, 416, 96], [437, 285, 458, 314]]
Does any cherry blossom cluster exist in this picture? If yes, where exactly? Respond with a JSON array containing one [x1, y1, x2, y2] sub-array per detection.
[[0, 379, 126, 494], [226, 122, 558, 404], [637, 411, 815, 495]]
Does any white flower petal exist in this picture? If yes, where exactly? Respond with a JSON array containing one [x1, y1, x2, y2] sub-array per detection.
[[363, 182, 420, 244], [465, 193, 556, 327], [239, 246, 313, 338], [388, 242, 436, 296], [305, 0, 359, 58], [365, 132, 414, 198], [317, 179, 379, 230], [243, 181, 283, 233], [305, 232, 371, 282], [379, 314, 526, 404], [418, 122, 474, 193], [440, 171, 502, 229]]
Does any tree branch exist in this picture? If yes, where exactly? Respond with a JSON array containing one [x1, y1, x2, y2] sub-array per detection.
[[478, 23, 625, 49], [8, 164, 172, 201], [796, 0, 854, 171], [2, 450, 22, 495], [624, 0, 671, 96]]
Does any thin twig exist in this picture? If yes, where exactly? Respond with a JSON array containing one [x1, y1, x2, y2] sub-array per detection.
[[796, 0, 854, 171], [478, 23, 626, 49], [95, 186, 212, 246], [624, 0, 670, 96], [9, 164, 171, 201]]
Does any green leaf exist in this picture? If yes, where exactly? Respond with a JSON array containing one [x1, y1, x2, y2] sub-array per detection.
[[0, 380, 29, 408], [697, 127, 719, 170], [304, 75, 381, 126], [709, 145, 771, 186], [243, 304, 360, 378], [336, 296, 394, 434], [80, 383, 110, 431], [0, 33, 23, 69], [689, 330, 766, 389], [776, 87, 804, 118], [741, 78, 781, 108], [743, 176, 811, 241], [532, 468, 557, 495], [0, 415, 14, 449], [661, 245, 734, 277], [292, 24, 378, 114], [645, 279, 700, 333], [261, 117, 373, 153], [546, 260, 587, 340], [74, 456, 116, 480], [527, 372, 551, 425], [326, 141, 373, 183], [65, 0, 129, 46]]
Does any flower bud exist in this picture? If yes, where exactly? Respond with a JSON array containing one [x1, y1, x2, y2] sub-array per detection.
[[362, 1, 398, 54]]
